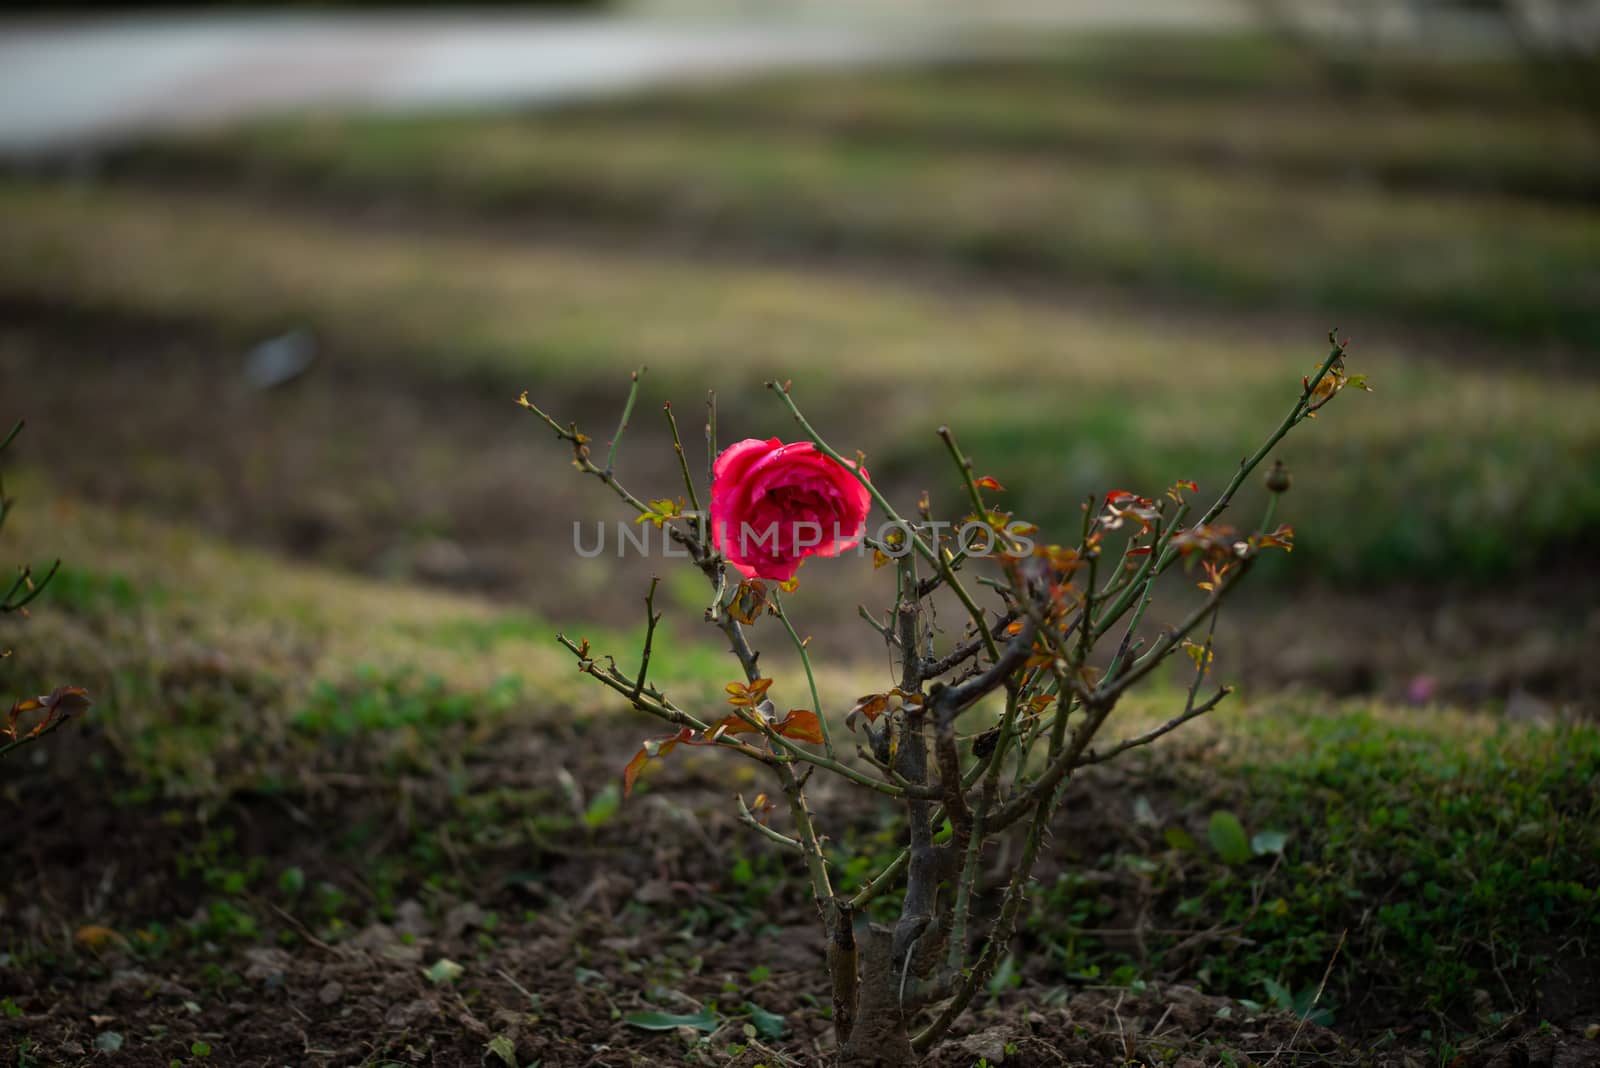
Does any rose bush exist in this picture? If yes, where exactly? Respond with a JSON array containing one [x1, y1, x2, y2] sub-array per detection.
[[520, 337, 1365, 1066], [1, 419, 88, 760], [710, 437, 872, 581]]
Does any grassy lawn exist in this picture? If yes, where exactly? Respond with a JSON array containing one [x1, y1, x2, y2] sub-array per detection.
[[612, 63, 1600, 204], [4, 182, 1599, 586], [114, 110, 1600, 349], [3, 491, 1595, 1061]]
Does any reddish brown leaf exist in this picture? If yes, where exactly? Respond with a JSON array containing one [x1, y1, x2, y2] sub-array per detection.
[[622, 728, 693, 797], [725, 678, 775, 708], [709, 713, 763, 739], [775, 709, 824, 745]]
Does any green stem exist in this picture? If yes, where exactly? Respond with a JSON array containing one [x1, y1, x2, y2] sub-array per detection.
[[772, 590, 834, 760], [605, 366, 646, 476]]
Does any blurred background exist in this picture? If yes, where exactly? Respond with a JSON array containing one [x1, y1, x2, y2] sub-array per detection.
[[4, 4, 1600, 1060], [2, 0, 1598, 757]]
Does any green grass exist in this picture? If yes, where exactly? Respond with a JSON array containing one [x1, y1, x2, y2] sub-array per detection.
[[4, 493, 1594, 1046], [596, 46, 1600, 204], [0, 486, 617, 790], [4, 180, 1598, 583], [113, 99, 1600, 348], [1022, 702, 1600, 1035]]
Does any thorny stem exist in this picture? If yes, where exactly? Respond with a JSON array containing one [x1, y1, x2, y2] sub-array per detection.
[[914, 789, 1049, 1053], [891, 553, 938, 973]]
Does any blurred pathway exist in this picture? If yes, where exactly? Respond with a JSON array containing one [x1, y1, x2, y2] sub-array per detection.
[[0, 3, 1244, 156]]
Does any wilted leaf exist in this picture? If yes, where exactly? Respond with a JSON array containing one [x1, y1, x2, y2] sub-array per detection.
[[1208, 811, 1252, 866], [974, 476, 1005, 492], [728, 580, 770, 624], [623, 1009, 720, 1033]]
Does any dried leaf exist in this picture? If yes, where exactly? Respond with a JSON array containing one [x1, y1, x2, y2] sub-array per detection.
[[728, 580, 771, 624]]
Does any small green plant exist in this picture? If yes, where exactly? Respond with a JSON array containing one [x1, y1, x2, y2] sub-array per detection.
[[522, 335, 1366, 1064], [2, 419, 90, 758]]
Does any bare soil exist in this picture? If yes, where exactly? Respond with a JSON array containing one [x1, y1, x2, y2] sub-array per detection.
[[5, 717, 1599, 1068]]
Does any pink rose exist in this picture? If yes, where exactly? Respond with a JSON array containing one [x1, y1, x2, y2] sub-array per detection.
[[710, 437, 873, 582]]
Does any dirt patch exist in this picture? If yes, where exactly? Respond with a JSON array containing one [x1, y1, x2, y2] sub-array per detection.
[[4, 716, 1597, 1067]]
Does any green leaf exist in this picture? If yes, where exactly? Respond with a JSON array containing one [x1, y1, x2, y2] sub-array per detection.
[[1163, 826, 1196, 852], [1208, 811, 1252, 866], [190, 1041, 212, 1057], [485, 1035, 517, 1067], [1251, 829, 1289, 857], [424, 958, 464, 985], [987, 953, 1020, 995], [583, 782, 621, 829], [1132, 796, 1158, 827], [623, 1009, 720, 1033], [1292, 986, 1335, 1025], [743, 1002, 786, 1040], [1261, 976, 1294, 1010], [278, 867, 305, 896], [94, 1033, 124, 1053]]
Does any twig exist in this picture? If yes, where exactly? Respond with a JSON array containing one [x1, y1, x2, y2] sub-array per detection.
[[1074, 687, 1232, 769], [737, 794, 807, 854], [632, 577, 661, 701], [663, 402, 703, 539], [606, 366, 646, 477], [773, 590, 835, 760]]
